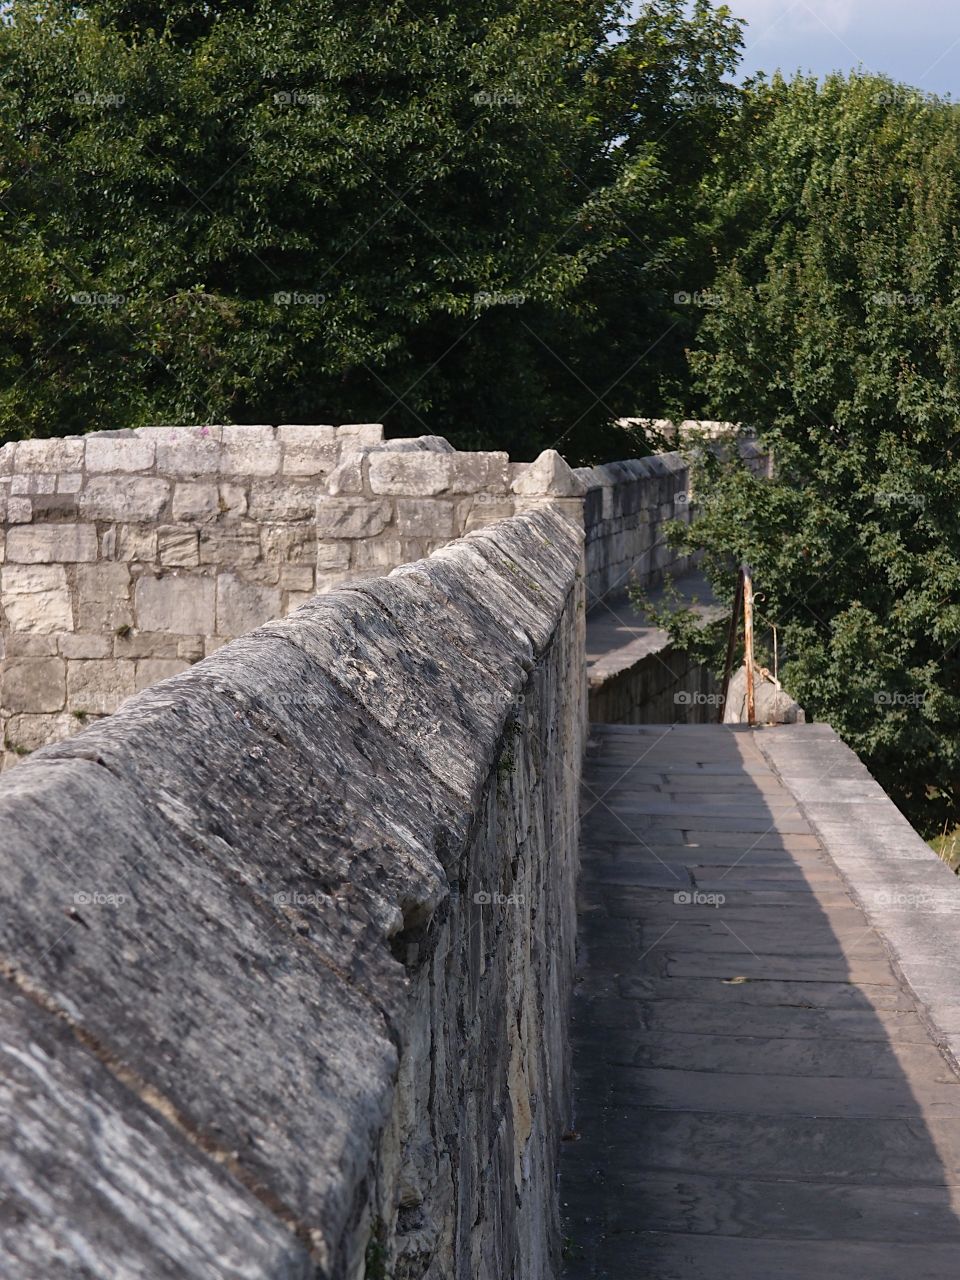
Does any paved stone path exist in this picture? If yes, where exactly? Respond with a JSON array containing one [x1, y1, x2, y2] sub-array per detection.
[[561, 722, 960, 1278]]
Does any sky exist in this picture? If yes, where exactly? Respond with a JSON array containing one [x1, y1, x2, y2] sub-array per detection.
[[727, 0, 960, 96]]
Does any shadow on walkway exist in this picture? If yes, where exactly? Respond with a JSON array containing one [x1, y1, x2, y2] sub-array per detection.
[[561, 723, 960, 1279]]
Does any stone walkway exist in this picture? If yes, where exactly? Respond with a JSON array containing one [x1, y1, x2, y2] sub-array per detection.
[[561, 722, 960, 1278]]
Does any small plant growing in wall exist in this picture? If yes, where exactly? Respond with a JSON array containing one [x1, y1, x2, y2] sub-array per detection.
[[364, 1220, 390, 1279]]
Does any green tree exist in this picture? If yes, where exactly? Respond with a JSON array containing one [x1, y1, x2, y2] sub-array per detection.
[[670, 73, 960, 836], [0, 0, 742, 458]]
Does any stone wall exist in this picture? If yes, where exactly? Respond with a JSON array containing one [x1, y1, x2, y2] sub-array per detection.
[[575, 435, 770, 612], [0, 505, 585, 1279], [0, 426, 583, 764]]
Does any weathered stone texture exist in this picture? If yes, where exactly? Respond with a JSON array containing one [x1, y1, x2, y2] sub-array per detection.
[[0, 506, 584, 1280], [135, 574, 216, 635]]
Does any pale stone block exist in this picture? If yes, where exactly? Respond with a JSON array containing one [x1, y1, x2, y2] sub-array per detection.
[[172, 483, 220, 522], [80, 476, 169, 521], [337, 423, 383, 446], [204, 636, 228, 656], [85, 435, 156, 472], [278, 564, 315, 592], [353, 538, 404, 570], [316, 541, 351, 571], [315, 497, 390, 538], [116, 526, 158, 563], [3, 712, 75, 753], [511, 449, 586, 497], [394, 498, 455, 538], [6, 523, 98, 564], [284, 592, 315, 613], [114, 631, 181, 659], [218, 483, 248, 517], [135, 574, 216, 634], [10, 475, 45, 495], [248, 482, 318, 521], [77, 564, 132, 631], [448, 451, 510, 493], [135, 658, 191, 692], [216, 573, 282, 636], [177, 636, 205, 662], [1, 565, 72, 633], [458, 496, 516, 533], [259, 524, 315, 565], [67, 659, 136, 714], [278, 424, 337, 475], [1, 657, 66, 713], [221, 425, 280, 476], [152, 426, 222, 475], [0, 442, 14, 476], [158, 527, 200, 568], [59, 633, 112, 659], [6, 498, 31, 523], [368, 453, 453, 496], [3, 633, 59, 657], [199, 525, 261, 566], [14, 437, 84, 472], [327, 451, 365, 495], [58, 472, 82, 493]]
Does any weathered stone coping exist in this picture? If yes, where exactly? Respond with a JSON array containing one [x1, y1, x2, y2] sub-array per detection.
[[0, 504, 584, 1278], [757, 723, 960, 1072]]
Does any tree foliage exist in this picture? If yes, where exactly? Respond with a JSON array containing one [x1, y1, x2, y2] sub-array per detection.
[[0, 0, 742, 458], [673, 74, 960, 836]]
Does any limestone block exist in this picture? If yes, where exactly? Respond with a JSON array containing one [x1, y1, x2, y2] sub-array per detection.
[[316, 541, 351, 571], [394, 498, 455, 539], [0, 442, 14, 475], [368, 452, 453, 496], [259, 524, 316, 565], [511, 449, 587, 497], [135, 658, 191, 692], [30, 493, 81, 521], [1, 565, 73, 634], [158, 527, 200, 568], [3, 633, 59, 657], [327, 451, 365, 496], [14, 437, 84, 473], [3, 711, 76, 753], [67, 659, 136, 714], [172, 483, 220, 522], [80, 476, 169, 522], [218, 483, 248, 517], [7, 498, 31, 523], [85, 436, 156, 472], [151, 426, 222, 475], [248, 481, 318, 521], [114, 631, 181, 659], [59, 633, 113, 659], [221, 425, 281, 476], [457, 496, 516, 534], [353, 538, 404, 571], [315, 497, 390, 538], [278, 424, 337, 475], [448, 451, 510, 494], [6, 523, 98, 564], [199, 524, 261, 567], [177, 636, 205, 663], [58, 472, 83, 493], [76, 564, 132, 632], [1, 657, 66, 712], [135, 574, 216, 635], [115, 525, 158, 564], [279, 564, 315, 592], [337, 423, 384, 446], [216, 573, 283, 637], [11, 474, 54, 495], [283, 591, 315, 613]]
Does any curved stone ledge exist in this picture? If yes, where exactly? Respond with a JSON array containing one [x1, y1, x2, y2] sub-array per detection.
[[0, 505, 585, 1279]]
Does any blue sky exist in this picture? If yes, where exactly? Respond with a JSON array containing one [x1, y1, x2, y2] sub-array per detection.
[[727, 0, 960, 96]]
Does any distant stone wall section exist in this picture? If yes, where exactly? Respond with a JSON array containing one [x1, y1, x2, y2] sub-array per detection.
[[0, 426, 581, 764], [0, 506, 585, 1279]]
